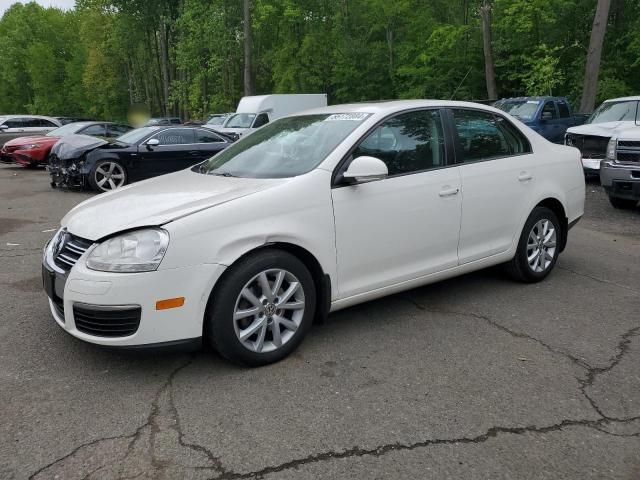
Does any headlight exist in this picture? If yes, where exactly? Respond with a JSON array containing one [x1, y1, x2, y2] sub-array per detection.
[[21, 143, 41, 149], [86, 228, 169, 273], [606, 138, 616, 160]]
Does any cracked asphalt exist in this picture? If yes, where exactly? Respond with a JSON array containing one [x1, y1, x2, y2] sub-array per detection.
[[0, 165, 639, 480]]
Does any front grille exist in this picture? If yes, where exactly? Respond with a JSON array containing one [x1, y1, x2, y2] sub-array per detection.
[[73, 304, 141, 337], [617, 152, 640, 163], [52, 296, 65, 320], [53, 231, 93, 272], [566, 134, 609, 159], [618, 140, 640, 148]]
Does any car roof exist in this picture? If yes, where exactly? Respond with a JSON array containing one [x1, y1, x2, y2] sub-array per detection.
[[603, 96, 640, 102], [496, 96, 565, 102], [0, 114, 59, 120], [293, 100, 507, 117]]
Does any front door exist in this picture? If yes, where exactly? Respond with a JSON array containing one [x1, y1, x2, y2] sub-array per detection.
[[138, 128, 199, 177], [331, 109, 462, 299]]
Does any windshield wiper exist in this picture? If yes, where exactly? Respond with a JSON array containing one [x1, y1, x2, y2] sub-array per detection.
[[210, 171, 238, 177]]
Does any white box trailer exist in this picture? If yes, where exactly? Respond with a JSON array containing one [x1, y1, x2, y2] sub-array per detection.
[[217, 94, 328, 137]]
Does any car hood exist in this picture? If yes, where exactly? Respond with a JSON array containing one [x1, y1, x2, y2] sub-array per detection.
[[62, 169, 287, 240], [566, 121, 640, 138], [51, 134, 109, 160], [4, 135, 58, 147]]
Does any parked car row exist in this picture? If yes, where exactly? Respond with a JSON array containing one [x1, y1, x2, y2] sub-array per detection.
[[0, 122, 132, 167]]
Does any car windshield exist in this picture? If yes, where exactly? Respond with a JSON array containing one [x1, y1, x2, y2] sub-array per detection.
[[225, 113, 256, 129], [588, 100, 639, 124], [46, 123, 90, 137], [495, 100, 540, 120], [198, 113, 370, 178], [207, 116, 227, 126], [116, 127, 159, 144]]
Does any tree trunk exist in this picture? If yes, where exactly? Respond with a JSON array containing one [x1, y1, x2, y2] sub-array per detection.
[[579, 0, 611, 113], [243, 0, 254, 96], [480, 0, 498, 101]]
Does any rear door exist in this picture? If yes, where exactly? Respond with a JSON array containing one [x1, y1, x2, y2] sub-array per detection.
[[450, 108, 536, 264], [138, 128, 198, 177]]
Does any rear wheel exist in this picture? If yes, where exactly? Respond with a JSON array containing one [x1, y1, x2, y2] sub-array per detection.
[[506, 206, 561, 283], [206, 250, 316, 366], [608, 195, 637, 210], [89, 160, 127, 192]]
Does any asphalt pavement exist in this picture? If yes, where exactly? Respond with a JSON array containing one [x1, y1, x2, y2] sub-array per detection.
[[0, 165, 638, 479]]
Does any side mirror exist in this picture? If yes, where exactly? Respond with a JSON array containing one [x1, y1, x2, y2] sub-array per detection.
[[0, 124, 8, 131], [541, 111, 553, 121], [146, 138, 160, 149], [342, 156, 388, 184]]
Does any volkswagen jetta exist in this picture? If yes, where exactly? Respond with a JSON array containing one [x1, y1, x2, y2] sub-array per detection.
[[42, 101, 585, 365]]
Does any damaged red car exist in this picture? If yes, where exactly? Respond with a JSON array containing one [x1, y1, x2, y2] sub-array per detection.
[[0, 122, 132, 167]]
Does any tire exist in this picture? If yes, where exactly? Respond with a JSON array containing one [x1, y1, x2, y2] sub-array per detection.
[[206, 249, 316, 366], [506, 206, 561, 283], [88, 160, 127, 192], [608, 195, 637, 210]]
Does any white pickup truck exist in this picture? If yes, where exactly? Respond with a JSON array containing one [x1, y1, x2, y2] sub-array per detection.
[[600, 128, 640, 209], [565, 96, 640, 175]]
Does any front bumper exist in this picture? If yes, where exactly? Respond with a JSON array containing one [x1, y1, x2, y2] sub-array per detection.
[[600, 161, 640, 201], [581, 158, 602, 173], [42, 249, 226, 347]]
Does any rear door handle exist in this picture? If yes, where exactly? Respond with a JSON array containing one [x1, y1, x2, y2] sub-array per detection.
[[189, 151, 200, 156], [439, 186, 460, 197], [518, 172, 533, 182]]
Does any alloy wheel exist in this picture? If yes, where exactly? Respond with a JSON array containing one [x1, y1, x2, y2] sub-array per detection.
[[526, 219, 557, 273], [233, 269, 305, 353], [95, 162, 125, 191]]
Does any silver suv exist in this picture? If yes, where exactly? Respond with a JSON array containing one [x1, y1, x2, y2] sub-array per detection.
[[0, 115, 62, 146], [601, 133, 640, 209]]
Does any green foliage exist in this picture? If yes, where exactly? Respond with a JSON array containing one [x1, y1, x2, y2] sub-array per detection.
[[0, 0, 638, 118]]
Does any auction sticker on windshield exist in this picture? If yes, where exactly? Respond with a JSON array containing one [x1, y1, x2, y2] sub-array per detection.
[[325, 113, 370, 121]]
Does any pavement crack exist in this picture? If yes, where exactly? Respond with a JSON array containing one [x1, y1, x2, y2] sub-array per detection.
[[211, 417, 640, 479], [557, 265, 639, 295], [28, 354, 221, 480], [401, 296, 640, 422]]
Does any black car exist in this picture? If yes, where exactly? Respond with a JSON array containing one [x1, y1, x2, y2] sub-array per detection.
[[49, 126, 234, 192]]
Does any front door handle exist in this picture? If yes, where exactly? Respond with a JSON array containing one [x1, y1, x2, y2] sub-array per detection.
[[518, 172, 533, 182], [189, 151, 200, 156], [439, 186, 460, 197]]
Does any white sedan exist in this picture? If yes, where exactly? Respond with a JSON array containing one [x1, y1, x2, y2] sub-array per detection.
[[42, 100, 585, 365]]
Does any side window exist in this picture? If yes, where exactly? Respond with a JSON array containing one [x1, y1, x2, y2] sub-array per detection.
[[196, 129, 224, 143], [81, 124, 107, 136], [39, 119, 58, 127], [352, 109, 446, 176], [495, 116, 532, 155], [170, 118, 181, 125], [108, 124, 132, 137], [452, 109, 512, 161], [4, 118, 24, 128], [24, 118, 41, 127], [253, 113, 269, 128], [151, 128, 195, 145], [542, 102, 558, 119], [557, 102, 570, 118]]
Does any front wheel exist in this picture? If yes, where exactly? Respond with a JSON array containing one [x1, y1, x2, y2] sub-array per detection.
[[89, 160, 127, 192], [506, 206, 561, 283], [608, 195, 637, 210], [206, 250, 316, 366]]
